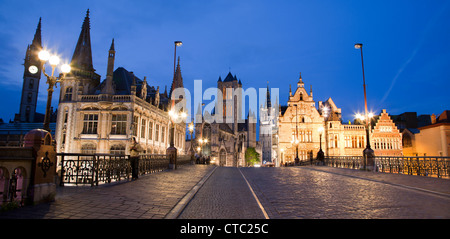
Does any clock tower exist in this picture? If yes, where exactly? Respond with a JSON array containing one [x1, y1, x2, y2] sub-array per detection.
[[16, 18, 43, 123]]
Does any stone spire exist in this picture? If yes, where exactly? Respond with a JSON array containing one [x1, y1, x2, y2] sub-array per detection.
[[102, 38, 115, 94], [297, 72, 304, 88], [169, 56, 184, 98], [266, 82, 272, 109], [32, 17, 42, 47], [71, 9, 95, 73]]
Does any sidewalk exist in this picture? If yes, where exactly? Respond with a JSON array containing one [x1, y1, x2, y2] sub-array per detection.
[[0, 164, 215, 219]]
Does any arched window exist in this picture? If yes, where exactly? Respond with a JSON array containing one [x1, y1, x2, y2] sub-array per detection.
[[110, 145, 125, 155], [81, 143, 96, 154]]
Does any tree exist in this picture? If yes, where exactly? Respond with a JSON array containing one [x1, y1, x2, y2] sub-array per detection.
[[245, 147, 260, 166]]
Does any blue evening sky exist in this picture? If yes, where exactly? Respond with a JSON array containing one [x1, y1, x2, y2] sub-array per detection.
[[0, 0, 449, 123]]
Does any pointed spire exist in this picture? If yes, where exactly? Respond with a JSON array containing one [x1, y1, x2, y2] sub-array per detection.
[[169, 56, 184, 98], [109, 38, 115, 51], [71, 9, 95, 73], [297, 72, 304, 88], [32, 17, 42, 47], [266, 82, 271, 109]]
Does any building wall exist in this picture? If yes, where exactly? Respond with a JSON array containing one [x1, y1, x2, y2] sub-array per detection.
[[56, 88, 185, 161], [415, 124, 450, 156]]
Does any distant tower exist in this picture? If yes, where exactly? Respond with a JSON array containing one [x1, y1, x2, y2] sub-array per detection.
[[16, 18, 43, 122], [101, 38, 115, 94]]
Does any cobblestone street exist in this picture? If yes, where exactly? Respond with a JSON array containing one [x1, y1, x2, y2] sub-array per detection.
[[241, 166, 450, 219], [1, 165, 449, 219], [0, 165, 214, 219], [179, 166, 450, 219]]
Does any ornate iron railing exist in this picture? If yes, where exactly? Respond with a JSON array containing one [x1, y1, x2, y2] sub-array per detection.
[[323, 155, 450, 179], [324, 156, 364, 170], [58, 153, 192, 186], [375, 156, 450, 178]]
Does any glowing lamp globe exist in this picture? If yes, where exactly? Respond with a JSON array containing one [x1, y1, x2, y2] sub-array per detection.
[[38, 50, 51, 61], [49, 55, 60, 66], [61, 64, 71, 73]]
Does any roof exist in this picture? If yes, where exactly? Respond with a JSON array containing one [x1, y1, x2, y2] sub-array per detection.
[[437, 110, 450, 123], [223, 72, 237, 82]]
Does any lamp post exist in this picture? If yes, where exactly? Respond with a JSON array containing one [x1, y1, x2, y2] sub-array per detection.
[[38, 50, 71, 132], [188, 120, 195, 164], [293, 104, 299, 165], [355, 43, 374, 170], [322, 106, 329, 157], [168, 109, 186, 169], [174, 41, 182, 76], [317, 126, 325, 164]]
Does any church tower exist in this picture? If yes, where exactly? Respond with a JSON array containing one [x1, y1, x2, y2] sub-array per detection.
[[101, 38, 115, 94], [16, 18, 43, 122], [169, 56, 186, 112], [68, 9, 100, 95]]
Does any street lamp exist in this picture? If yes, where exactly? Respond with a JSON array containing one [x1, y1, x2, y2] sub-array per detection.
[[167, 108, 186, 170], [198, 138, 208, 156], [188, 120, 195, 164], [173, 41, 182, 77], [317, 126, 325, 164], [355, 43, 374, 169], [38, 50, 71, 132], [168, 109, 187, 148], [293, 104, 299, 165]]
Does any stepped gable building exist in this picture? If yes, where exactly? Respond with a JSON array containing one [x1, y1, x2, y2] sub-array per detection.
[[55, 10, 185, 160], [276, 73, 402, 165], [195, 72, 257, 167]]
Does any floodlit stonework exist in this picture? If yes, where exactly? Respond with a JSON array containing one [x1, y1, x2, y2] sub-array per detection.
[[276, 74, 402, 165], [55, 11, 185, 162]]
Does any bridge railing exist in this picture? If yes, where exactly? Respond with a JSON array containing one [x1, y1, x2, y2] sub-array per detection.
[[323, 155, 450, 179], [375, 156, 449, 179], [58, 153, 191, 186]]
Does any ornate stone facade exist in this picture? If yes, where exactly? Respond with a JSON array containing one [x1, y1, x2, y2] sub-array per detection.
[[55, 10, 185, 162], [276, 74, 402, 165]]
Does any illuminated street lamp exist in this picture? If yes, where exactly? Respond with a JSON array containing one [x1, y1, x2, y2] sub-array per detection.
[[173, 41, 182, 76], [39, 50, 71, 132], [317, 126, 325, 164], [198, 138, 208, 156], [168, 109, 187, 148], [167, 108, 186, 170], [188, 121, 195, 164], [355, 43, 375, 170]]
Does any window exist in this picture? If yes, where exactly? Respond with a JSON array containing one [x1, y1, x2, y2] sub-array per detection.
[[148, 121, 153, 140], [64, 87, 73, 101], [161, 126, 166, 143], [81, 144, 96, 154], [64, 110, 69, 124], [111, 114, 127, 135], [82, 114, 98, 134], [27, 92, 32, 103], [132, 116, 138, 136], [110, 145, 125, 155], [141, 119, 146, 138], [29, 79, 34, 89], [155, 124, 160, 142]]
